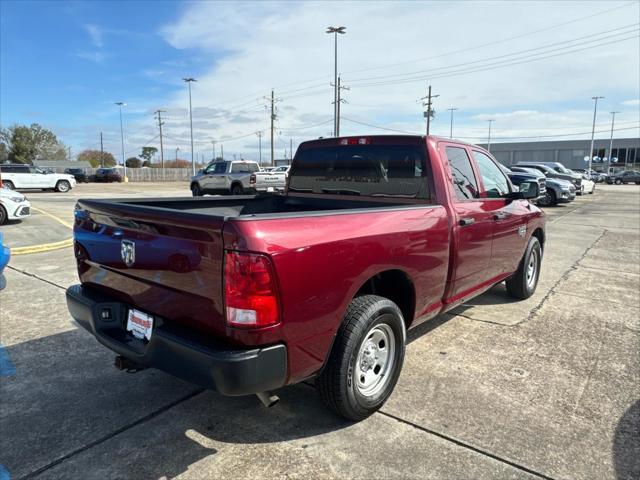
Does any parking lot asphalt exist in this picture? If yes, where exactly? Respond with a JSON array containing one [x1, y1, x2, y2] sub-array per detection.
[[1, 183, 638, 480]]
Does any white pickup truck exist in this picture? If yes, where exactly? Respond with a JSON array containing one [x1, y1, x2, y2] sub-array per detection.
[[190, 160, 286, 196], [0, 163, 76, 192]]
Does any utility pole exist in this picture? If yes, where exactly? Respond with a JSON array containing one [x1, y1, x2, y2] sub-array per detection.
[[290, 138, 293, 161], [447, 107, 458, 138], [68, 146, 72, 161], [487, 119, 495, 152], [221, 144, 224, 160], [210, 140, 216, 160], [183, 77, 197, 175], [421, 86, 439, 136], [115, 102, 126, 178], [100, 132, 104, 167], [588, 96, 604, 172], [264, 89, 281, 166], [256, 131, 263, 165], [332, 75, 349, 137], [154, 110, 166, 168], [175, 147, 179, 162], [608, 111, 619, 170], [326, 26, 346, 137]]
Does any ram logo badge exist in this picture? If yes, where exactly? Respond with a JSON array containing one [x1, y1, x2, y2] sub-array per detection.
[[121, 240, 136, 267]]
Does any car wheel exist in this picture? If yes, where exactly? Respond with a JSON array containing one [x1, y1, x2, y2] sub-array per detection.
[[0, 204, 7, 225], [55, 180, 71, 192], [615, 179, 622, 185], [2, 181, 14, 190], [191, 183, 202, 197], [316, 294, 406, 421], [540, 189, 557, 207], [506, 236, 542, 300], [231, 184, 244, 195]]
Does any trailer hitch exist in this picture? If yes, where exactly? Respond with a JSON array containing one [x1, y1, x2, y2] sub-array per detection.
[[256, 391, 280, 408], [114, 355, 147, 373]]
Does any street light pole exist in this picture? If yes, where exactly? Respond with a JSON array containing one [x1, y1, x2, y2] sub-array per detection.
[[183, 78, 197, 175], [115, 102, 126, 178], [256, 131, 263, 165], [608, 111, 619, 170], [447, 107, 458, 138], [588, 96, 604, 172], [211, 140, 216, 160], [326, 26, 346, 137], [175, 147, 179, 162], [487, 119, 495, 152]]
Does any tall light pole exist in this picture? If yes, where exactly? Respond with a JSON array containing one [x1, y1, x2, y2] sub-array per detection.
[[608, 111, 619, 170], [256, 131, 263, 165], [447, 107, 458, 138], [183, 78, 197, 175], [115, 102, 126, 178], [588, 96, 604, 172], [487, 119, 495, 152], [175, 147, 179, 162], [326, 26, 346, 137], [211, 140, 216, 160]]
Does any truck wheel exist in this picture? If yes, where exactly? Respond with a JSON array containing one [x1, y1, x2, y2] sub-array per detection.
[[231, 184, 244, 195], [55, 180, 71, 192], [2, 181, 14, 190], [615, 179, 622, 185], [540, 189, 556, 207], [506, 236, 542, 300], [316, 295, 406, 421], [191, 183, 202, 197], [0, 205, 7, 225]]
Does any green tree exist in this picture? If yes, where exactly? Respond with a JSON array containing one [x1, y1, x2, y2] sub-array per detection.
[[139, 146, 157, 163], [1, 123, 67, 164], [77, 149, 116, 168], [125, 157, 142, 168]]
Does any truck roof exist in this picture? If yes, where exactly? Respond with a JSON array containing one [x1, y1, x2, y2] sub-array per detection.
[[297, 134, 477, 150]]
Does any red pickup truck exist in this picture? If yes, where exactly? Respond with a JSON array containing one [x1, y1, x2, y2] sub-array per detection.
[[67, 135, 545, 420]]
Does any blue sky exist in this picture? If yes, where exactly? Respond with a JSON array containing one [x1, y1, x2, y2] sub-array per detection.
[[1, 1, 638, 163]]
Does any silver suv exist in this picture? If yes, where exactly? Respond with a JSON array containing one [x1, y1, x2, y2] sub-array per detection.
[[190, 161, 261, 196]]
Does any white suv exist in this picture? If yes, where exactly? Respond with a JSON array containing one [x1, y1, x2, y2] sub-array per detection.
[[0, 164, 76, 192], [0, 187, 31, 224]]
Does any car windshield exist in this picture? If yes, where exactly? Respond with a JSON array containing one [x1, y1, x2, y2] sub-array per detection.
[[289, 144, 430, 198]]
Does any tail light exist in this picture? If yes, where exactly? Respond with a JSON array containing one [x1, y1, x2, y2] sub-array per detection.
[[224, 251, 280, 328], [249, 174, 256, 184]]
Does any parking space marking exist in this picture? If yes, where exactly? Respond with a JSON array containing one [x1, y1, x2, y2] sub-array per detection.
[[30, 206, 73, 229], [11, 238, 73, 256], [0, 344, 16, 377]]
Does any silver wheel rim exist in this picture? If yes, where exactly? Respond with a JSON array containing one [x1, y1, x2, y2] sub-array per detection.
[[59, 182, 69, 192], [355, 323, 395, 397], [526, 248, 538, 289]]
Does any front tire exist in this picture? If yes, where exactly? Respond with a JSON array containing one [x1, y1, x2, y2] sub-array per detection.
[[317, 295, 406, 421], [506, 236, 542, 300], [55, 180, 71, 192], [191, 183, 202, 197], [615, 179, 622, 185], [0, 204, 7, 225]]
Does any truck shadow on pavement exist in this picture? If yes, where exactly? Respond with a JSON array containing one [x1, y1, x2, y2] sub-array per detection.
[[613, 400, 640, 480], [1, 329, 350, 479]]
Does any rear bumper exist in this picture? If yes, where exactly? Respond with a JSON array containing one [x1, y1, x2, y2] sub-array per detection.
[[66, 284, 287, 395]]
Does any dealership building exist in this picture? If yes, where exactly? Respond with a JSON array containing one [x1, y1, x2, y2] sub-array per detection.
[[478, 137, 640, 172]]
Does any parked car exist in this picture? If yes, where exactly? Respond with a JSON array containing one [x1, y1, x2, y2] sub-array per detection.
[[510, 166, 575, 206], [497, 164, 546, 204], [0, 163, 76, 192], [0, 232, 9, 290], [0, 187, 31, 224], [91, 168, 123, 183], [606, 170, 640, 185], [64, 168, 90, 183], [516, 162, 582, 193], [190, 160, 285, 196], [67, 135, 545, 421], [580, 176, 596, 194]]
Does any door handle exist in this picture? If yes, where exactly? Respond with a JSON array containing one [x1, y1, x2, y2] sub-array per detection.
[[459, 217, 475, 226], [493, 212, 507, 221]]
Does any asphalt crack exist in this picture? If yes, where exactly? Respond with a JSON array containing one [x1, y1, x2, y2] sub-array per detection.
[[7, 265, 67, 291]]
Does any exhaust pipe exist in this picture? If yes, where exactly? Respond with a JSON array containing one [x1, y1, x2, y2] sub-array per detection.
[[256, 391, 280, 408]]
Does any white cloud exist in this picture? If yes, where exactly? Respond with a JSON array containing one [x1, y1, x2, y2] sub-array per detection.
[[622, 99, 640, 106], [112, 1, 640, 160], [84, 24, 104, 48]]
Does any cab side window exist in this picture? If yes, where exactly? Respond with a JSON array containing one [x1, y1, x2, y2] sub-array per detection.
[[473, 151, 510, 198], [445, 146, 479, 201]]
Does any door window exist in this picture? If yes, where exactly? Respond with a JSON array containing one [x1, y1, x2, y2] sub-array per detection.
[[472, 151, 510, 198], [445, 146, 479, 201]]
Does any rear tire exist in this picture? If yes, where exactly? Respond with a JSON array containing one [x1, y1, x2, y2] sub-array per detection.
[[0, 204, 7, 225], [506, 236, 542, 300], [316, 295, 406, 421], [2, 181, 14, 190], [55, 180, 71, 192], [231, 183, 244, 195]]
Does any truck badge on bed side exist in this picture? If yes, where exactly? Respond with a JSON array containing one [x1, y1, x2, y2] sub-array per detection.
[[121, 240, 136, 267]]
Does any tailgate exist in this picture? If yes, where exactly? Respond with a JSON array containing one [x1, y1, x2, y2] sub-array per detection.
[[254, 172, 286, 188], [73, 199, 226, 337]]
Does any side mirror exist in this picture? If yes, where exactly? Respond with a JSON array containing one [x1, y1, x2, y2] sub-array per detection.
[[511, 181, 539, 200]]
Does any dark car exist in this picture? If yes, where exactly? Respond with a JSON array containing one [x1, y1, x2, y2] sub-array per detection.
[[64, 168, 89, 183], [91, 168, 123, 183], [516, 162, 583, 193], [606, 170, 640, 185], [497, 164, 546, 204]]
